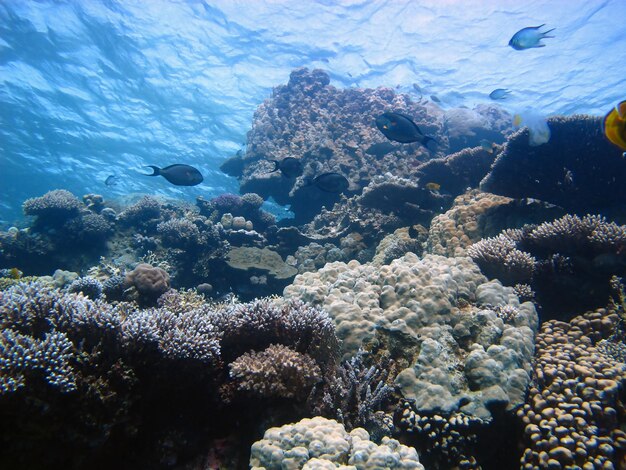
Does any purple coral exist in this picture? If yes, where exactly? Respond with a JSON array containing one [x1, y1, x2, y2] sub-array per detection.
[[467, 233, 536, 284], [121, 308, 221, 364], [0, 328, 76, 393], [469, 214, 626, 317]]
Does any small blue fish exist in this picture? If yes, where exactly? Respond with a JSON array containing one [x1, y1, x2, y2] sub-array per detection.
[[509, 24, 554, 50], [489, 88, 511, 100], [105, 174, 120, 186]]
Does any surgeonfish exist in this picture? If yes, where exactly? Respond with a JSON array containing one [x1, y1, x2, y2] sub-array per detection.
[[509, 24, 555, 50], [311, 172, 349, 193], [375, 112, 437, 148], [268, 157, 304, 178], [365, 142, 398, 157], [514, 111, 551, 146], [603, 100, 626, 150], [489, 88, 511, 100], [145, 164, 203, 186]]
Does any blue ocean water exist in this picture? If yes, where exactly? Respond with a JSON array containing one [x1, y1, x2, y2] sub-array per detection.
[[1, 0, 625, 227]]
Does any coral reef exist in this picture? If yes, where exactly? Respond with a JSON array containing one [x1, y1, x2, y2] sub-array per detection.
[[0, 282, 342, 468], [443, 104, 512, 153], [481, 115, 626, 214], [468, 214, 626, 317], [426, 190, 564, 257], [197, 192, 276, 231], [221, 67, 448, 223], [22, 189, 82, 225], [229, 344, 321, 399], [117, 195, 162, 228], [249, 416, 425, 470], [517, 308, 626, 469], [285, 253, 538, 419], [308, 351, 397, 438], [397, 402, 489, 470], [416, 145, 497, 198], [67, 276, 103, 300]]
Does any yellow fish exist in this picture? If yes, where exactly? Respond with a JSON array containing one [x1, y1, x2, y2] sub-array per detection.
[[425, 182, 441, 191], [603, 100, 626, 150]]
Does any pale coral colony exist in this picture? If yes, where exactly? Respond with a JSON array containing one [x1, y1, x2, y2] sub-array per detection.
[[2, 67, 626, 470]]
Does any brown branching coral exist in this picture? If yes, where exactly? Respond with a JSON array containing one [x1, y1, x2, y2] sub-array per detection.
[[229, 344, 321, 399]]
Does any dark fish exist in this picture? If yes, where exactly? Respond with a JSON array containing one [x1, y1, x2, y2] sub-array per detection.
[[105, 174, 120, 186], [312, 172, 349, 193], [365, 142, 398, 157], [509, 24, 554, 50], [145, 164, 203, 186], [268, 157, 303, 178], [489, 88, 511, 100], [375, 112, 437, 147], [430, 95, 441, 103]]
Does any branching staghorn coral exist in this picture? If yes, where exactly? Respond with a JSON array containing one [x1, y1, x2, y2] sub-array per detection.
[[309, 351, 397, 435]]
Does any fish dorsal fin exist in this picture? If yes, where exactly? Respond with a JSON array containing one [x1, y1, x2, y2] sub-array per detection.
[[617, 100, 626, 119]]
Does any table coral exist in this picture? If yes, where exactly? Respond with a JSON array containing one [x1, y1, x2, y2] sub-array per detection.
[[22, 189, 82, 224]]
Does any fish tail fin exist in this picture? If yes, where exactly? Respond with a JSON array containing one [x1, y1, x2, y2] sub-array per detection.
[[146, 165, 160, 176], [423, 136, 438, 149], [542, 28, 555, 37]]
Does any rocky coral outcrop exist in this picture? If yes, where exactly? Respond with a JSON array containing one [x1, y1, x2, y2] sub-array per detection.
[[222, 67, 448, 223]]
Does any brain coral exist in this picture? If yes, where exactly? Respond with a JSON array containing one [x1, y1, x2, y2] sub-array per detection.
[[124, 263, 170, 304], [284, 253, 538, 419], [250, 416, 424, 470]]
